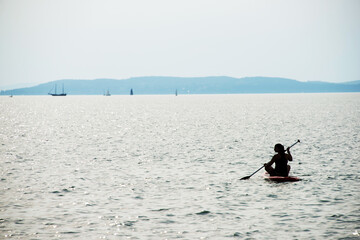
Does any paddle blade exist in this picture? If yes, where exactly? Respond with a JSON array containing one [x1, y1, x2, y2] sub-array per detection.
[[240, 176, 250, 180]]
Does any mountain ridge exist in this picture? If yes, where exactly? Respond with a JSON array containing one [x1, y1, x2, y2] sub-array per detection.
[[1, 76, 359, 95]]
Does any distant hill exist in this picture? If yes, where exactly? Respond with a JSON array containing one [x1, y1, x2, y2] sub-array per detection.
[[1, 76, 360, 95]]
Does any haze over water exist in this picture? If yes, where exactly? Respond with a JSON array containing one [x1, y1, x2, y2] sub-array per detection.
[[1, 93, 359, 239]]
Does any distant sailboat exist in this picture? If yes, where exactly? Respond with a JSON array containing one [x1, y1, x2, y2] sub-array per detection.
[[130, 89, 133, 95], [104, 89, 111, 96], [48, 84, 67, 96]]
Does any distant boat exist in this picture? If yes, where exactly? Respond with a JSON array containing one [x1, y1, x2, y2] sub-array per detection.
[[130, 89, 133, 95], [104, 89, 111, 96], [48, 84, 67, 96]]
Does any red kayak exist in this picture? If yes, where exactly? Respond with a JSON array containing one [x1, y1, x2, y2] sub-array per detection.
[[264, 173, 301, 182]]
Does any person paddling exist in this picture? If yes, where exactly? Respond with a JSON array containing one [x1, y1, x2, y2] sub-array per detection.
[[264, 143, 293, 177]]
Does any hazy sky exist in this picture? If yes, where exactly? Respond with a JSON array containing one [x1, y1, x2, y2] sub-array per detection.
[[0, 0, 359, 88]]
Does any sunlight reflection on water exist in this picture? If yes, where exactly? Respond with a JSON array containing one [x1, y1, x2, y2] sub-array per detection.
[[0, 93, 359, 239]]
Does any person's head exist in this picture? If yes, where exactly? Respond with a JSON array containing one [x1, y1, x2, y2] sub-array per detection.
[[274, 143, 285, 153]]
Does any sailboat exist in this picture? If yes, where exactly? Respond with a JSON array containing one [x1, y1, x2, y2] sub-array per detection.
[[48, 84, 67, 96], [104, 89, 111, 96]]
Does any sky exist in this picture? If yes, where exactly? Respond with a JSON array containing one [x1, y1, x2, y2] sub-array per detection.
[[0, 0, 359, 88]]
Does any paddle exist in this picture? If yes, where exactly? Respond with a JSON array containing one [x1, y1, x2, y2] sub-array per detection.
[[240, 139, 300, 180]]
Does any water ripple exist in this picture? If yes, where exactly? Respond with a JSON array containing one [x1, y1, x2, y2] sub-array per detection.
[[0, 94, 359, 239]]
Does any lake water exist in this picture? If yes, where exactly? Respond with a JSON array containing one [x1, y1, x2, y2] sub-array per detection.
[[0, 93, 359, 239]]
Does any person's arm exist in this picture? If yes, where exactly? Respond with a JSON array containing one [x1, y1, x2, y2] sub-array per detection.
[[286, 147, 293, 161]]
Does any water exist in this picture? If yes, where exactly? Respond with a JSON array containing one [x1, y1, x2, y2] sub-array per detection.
[[0, 93, 359, 239]]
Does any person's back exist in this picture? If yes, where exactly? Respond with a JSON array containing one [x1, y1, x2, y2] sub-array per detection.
[[274, 153, 291, 176]]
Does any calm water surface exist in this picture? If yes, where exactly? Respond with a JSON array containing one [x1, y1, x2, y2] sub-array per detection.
[[0, 93, 359, 239]]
